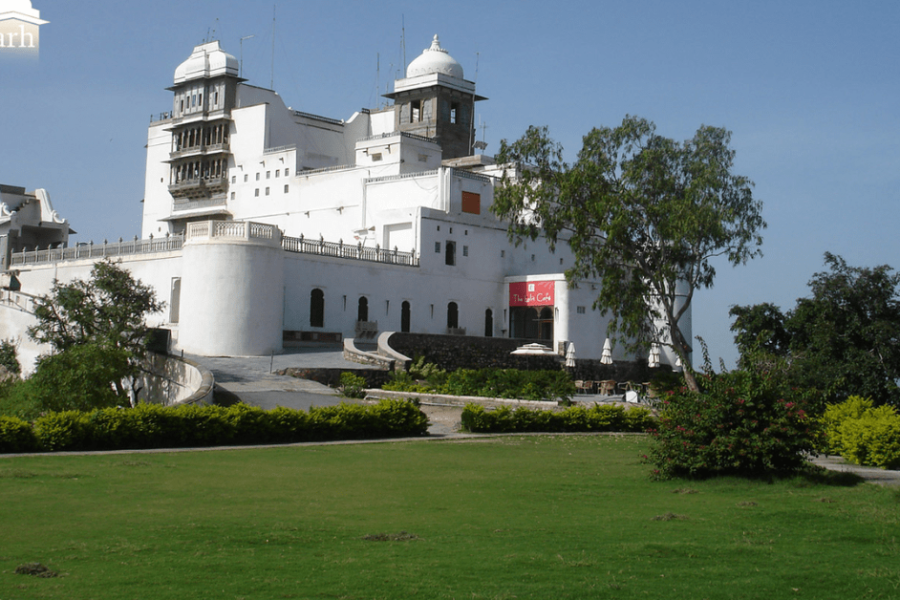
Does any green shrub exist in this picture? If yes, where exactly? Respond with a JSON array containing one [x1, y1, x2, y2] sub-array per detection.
[[836, 404, 900, 469], [460, 403, 654, 434], [33, 411, 92, 451], [646, 351, 824, 480], [0, 416, 37, 453], [339, 372, 368, 399], [821, 395, 874, 454], [0, 400, 428, 453], [0, 380, 43, 421]]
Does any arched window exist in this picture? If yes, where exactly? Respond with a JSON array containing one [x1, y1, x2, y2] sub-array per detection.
[[310, 289, 324, 327], [357, 297, 369, 322], [447, 302, 459, 329], [401, 301, 411, 333], [445, 241, 456, 266], [484, 309, 493, 337]]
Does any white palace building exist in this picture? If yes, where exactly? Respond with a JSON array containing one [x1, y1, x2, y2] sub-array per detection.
[[0, 37, 689, 372]]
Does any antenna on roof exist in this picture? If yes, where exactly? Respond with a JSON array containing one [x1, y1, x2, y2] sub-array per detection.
[[271, 4, 277, 89], [240, 35, 255, 79], [401, 15, 407, 74], [469, 51, 480, 155]]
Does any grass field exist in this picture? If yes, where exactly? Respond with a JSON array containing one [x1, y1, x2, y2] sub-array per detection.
[[1, 434, 899, 600]]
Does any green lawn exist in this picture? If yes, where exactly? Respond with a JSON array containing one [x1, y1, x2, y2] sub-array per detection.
[[1, 435, 898, 600]]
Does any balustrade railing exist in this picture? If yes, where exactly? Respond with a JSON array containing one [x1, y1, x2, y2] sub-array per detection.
[[282, 235, 418, 267], [10, 234, 184, 267]]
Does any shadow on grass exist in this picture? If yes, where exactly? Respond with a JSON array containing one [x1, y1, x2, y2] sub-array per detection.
[[795, 466, 865, 488]]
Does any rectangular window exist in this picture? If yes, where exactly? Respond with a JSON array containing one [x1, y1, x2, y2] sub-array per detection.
[[501, 250, 506, 258], [254, 189, 259, 197], [371, 153, 383, 162], [462, 191, 481, 215], [265, 187, 270, 196], [230, 192, 235, 199], [231, 175, 236, 184], [214, 90, 219, 106], [435, 242, 441, 253], [418, 154, 428, 162], [256, 173, 260, 181], [284, 184, 289, 193], [577, 306, 586, 315], [266, 171, 271, 179], [450, 102, 459, 124], [192, 94, 196, 107], [411, 99, 421, 122], [244, 174, 248, 183], [463, 246, 469, 257], [284, 167, 290, 176], [276, 169, 280, 177]]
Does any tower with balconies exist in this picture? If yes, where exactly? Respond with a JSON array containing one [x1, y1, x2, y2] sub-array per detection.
[[165, 42, 243, 215]]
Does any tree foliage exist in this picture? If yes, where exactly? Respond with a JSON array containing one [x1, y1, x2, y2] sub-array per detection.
[[730, 253, 900, 406], [493, 116, 765, 391], [29, 259, 164, 358], [26, 259, 164, 407]]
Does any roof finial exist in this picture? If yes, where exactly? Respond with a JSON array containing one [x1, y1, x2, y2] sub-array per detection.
[[428, 34, 448, 54]]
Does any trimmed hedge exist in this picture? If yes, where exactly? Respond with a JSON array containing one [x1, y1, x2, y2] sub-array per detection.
[[385, 367, 576, 402], [461, 403, 654, 434], [0, 400, 429, 453]]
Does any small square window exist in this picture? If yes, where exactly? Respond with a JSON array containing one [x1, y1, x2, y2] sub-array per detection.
[[254, 189, 259, 197], [284, 184, 289, 193], [577, 306, 586, 315], [435, 242, 441, 253], [265, 187, 270, 196]]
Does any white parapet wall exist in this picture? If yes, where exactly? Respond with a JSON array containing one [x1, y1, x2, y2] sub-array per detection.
[[179, 221, 285, 356], [137, 353, 214, 405]]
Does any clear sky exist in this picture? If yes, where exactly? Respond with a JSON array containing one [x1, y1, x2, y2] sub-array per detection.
[[2, 0, 898, 368]]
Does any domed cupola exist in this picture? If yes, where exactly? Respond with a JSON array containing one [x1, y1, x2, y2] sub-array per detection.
[[174, 41, 239, 85], [406, 35, 464, 80]]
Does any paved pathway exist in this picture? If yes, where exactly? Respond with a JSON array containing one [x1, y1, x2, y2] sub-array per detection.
[[188, 345, 379, 412]]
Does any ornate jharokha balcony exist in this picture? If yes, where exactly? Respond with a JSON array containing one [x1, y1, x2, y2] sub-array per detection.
[[168, 175, 228, 200], [169, 140, 231, 159]]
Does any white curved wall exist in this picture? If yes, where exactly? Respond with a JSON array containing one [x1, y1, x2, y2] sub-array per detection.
[[180, 236, 284, 356]]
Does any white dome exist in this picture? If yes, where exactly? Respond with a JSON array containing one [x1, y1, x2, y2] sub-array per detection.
[[406, 35, 464, 80], [174, 41, 239, 84]]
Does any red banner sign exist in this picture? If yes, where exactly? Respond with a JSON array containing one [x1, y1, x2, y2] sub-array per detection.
[[509, 281, 555, 307]]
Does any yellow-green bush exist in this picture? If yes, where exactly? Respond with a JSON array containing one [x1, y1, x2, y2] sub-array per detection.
[[823, 397, 900, 469], [821, 395, 873, 454]]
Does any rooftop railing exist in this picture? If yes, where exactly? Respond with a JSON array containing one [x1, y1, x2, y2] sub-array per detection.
[[282, 234, 418, 267], [10, 234, 185, 267]]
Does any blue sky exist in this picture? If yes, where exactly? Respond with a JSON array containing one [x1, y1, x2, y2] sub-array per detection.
[[2, 0, 898, 367]]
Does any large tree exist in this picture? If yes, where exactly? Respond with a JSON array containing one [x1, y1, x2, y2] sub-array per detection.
[[731, 253, 900, 406], [28, 259, 165, 403], [492, 116, 765, 391]]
